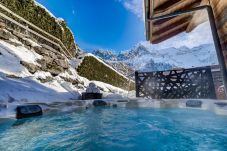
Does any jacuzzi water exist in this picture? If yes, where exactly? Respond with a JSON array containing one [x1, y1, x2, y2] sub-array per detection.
[[0, 107, 227, 151]]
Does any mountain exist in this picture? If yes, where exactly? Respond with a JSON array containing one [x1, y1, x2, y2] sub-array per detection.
[[92, 49, 117, 61], [92, 42, 219, 73]]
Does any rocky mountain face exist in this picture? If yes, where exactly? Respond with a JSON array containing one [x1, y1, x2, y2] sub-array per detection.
[[0, 0, 79, 56], [0, 25, 75, 82], [92, 43, 219, 74]]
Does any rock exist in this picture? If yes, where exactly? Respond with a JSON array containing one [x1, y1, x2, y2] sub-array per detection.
[[33, 46, 49, 56], [57, 54, 65, 60], [8, 95, 17, 103], [6, 74, 21, 79], [93, 100, 107, 107], [49, 52, 58, 59], [47, 65, 64, 76], [16, 105, 43, 119], [36, 56, 54, 71], [36, 59, 47, 71], [60, 76, 79, 85], [86, 82, 100, 93], [22, 37, 39, 48], [54, 59, 69, 69], [77, 84, 85, 89], [215, 102, 227, 107], [20, 61, 39, 74], [43, 56, 54, 64], [5, 39, 23, 47], [186, 100, 202, 108], [112, 104, 118, 108], [0, 103, 7, 109], [0, 21, 6, 29], [38, 76, 53, 83], [0, 29, 13, 40], [73, 100, 86, 106]]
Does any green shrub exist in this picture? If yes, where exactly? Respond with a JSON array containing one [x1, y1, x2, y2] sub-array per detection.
[[0, 0, 78, 56], [77, 56, 135, 90]]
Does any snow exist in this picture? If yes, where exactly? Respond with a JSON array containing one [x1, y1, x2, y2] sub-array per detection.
[[0, 37, 130, 118], [0, 42, 30, 77], [93, 22, 219, 72], [0, 40, 42, 65], [34, 1, 56, 18], [22, 37, 41, 47], [34, 71, 52, 79]]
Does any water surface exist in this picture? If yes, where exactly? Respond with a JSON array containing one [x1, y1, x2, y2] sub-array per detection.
[[0, 108, 227, 151]]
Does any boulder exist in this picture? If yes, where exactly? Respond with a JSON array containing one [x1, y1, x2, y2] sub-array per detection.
[[0, 29, 13, 40], [16, 105, 43, 119], [49, 51, 58, 59], [86, 82, 100, 93], [20, 61, 39, 74], [43, 56, 54, 64], [33, 46, 49, 56], [38, 76, 53, 83], [0, 103, 7, 110], [73, 100, 86, 106], [60, 76, 79, 85], [93, 100, 107, 107], [5, 39, 23, 47], [0, 21, 6, 29], [47, 65, 64, 76], [54, 59, 69, 69], [186, 100, 202, 108]]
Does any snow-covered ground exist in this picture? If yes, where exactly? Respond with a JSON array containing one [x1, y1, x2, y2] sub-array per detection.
[[0, 37, 131, 118]]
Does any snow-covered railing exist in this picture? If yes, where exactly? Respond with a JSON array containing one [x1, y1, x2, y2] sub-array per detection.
[[0, 3, 73, 58]]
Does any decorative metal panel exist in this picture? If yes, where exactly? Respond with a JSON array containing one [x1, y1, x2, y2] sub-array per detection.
[[135, 67, 216, 99]]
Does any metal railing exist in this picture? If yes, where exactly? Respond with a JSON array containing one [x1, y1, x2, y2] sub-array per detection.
[[0, 2, 73, 58]]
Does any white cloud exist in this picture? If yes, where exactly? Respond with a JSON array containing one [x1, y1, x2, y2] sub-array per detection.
[[116, 0, 144, 21]]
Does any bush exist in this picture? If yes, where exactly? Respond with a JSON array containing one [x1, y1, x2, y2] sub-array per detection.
[[77, 56, 135, 90]]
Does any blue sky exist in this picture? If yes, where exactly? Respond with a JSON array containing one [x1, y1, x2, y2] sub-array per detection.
[[36, 0, 145, 52]]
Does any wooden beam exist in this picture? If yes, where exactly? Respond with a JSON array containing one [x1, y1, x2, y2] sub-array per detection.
[[152, 14, 192, 34], [210, 0, 227, 19], [154, 0, 201, 17], [186, 0, 210, 32], [151, 21, 189, 44], [153, 0, 171, 10]]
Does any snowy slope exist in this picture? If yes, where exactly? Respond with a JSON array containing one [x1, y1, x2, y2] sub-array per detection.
[[0, 37, 131, 117]]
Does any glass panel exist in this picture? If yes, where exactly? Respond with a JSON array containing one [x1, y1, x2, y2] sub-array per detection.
[[136, 9, 219, 72]]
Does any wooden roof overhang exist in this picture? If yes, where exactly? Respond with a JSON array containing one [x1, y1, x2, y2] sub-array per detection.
[[144, 0, 210, 44]]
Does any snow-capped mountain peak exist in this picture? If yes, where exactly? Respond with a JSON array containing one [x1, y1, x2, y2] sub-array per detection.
[[92, 42, 219, 73]]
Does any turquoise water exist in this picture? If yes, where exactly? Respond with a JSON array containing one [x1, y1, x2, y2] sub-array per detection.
[[0, 108, 227, 151]]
